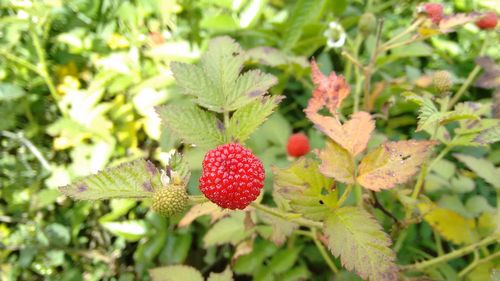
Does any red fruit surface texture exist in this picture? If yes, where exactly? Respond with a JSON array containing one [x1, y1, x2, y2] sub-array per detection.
[[199, 143, 265, 210], [422, 3, 444, 24], [287, 133, 310, 157], [476, 12, 498, 30]]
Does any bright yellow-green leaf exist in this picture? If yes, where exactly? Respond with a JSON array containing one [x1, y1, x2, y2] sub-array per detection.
[[207, 267, 234, 281], [272, 158, 336, 220], [59, 159, 161, 200], [149, 265, 203, 281], [418, 203, 478, 244], [318, 141, 355, 184], [357, 140, 437, 191], [324, 207, 398, 281]]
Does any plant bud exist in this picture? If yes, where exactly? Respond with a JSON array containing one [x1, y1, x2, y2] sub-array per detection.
[[151, 185, 189, 217], [358, 13, 377, 36], [432, 70, 452, 93]]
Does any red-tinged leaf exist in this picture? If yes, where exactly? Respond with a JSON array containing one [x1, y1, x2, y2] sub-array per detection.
[[475, 56, 500, 90], [306, 60, 350, 116], [318, 141, 355, 184], [324, 207, 398, 281], [309, 111, 375, 157], [357, 140, 438, 191], [439, 13, 481, 33]]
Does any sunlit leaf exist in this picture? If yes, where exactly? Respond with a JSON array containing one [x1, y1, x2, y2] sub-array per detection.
[[178, 202, 227, 228], [156, 104, 225, 149], [272, 158, 335, 220], [357, 140, 437, 191], [171, 36, 277, 112], [324, 207, 398, 281], [418, 203, 478, 244], [318, 141, 355, 184], [59, 159, 161, 200], [150, 265, 203, 281], [101, 220, 148, 242], [227, 95, 284, 142]]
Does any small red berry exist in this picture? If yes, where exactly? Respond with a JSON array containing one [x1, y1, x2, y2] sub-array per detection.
[[199, 143, 265, 210], [476, 12, 498, 30], [420, 3, 444, 24], [287, 133, 310, 157]]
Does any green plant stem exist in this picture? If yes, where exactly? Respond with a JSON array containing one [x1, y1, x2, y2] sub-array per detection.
[[311, 228, 339, 273], [448, 66, 481, 109], [434, 230, 444, 256], [427, 146, 451, 172], [251, 202, 323, 228], [362, 19, 383, 111], [188, 195, 209, 204], [459, 250, 500, 277], [351, 35, 363, 113], [401, 233, 500, 271], [1, 130, 52, 171], [29, 24, 62, 113], [336, 184, 354, 207], [448, 39, 487, 109], [380, 18, 424, 49], [0, 48, 39, 73]]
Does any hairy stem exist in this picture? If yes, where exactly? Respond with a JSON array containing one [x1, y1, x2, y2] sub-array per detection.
[[401, 233, 500, 271], [251, 202, 323, 228], [311, 228, 339, 273], [459, 250, 500, 277]]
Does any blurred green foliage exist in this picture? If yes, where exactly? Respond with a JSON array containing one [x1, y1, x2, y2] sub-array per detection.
[[0, 0, 499, 280]]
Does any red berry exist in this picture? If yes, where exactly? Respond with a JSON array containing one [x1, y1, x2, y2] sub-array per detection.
[[287, 133, 310, 157], [199, 143, 265, 210], [476, 12, 498, 30], [420, 3, 444, 24]]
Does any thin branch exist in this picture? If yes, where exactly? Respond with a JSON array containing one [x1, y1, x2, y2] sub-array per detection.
[[401, 233, 500, 271], [1, 130, 52, 171], [370, 191, 401, 227]]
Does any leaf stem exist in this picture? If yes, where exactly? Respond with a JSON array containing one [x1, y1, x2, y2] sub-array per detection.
[[336, 184, 354, 207], [188, 195, 209, 204], [251, 202, 323, 228], [401, 233, 500, 271], [448, 39, 488, 110], [29, 24, 63, 114], [311, 228, 339, 273], [459, 250, 500, 277], [362, 19, 384, 111]]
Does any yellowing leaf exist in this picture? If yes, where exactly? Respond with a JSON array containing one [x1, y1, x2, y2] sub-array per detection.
[[439, 13, 482, 33], [272, 158, 335, 220], [318, 141, 355, 184], [178, 202, 227, 228], [308, 112, 375, 157], [324, 207, 398, 281], [418, 203, 478, 244], [306, 60, 350, 116], [357, 140, 437, 191]]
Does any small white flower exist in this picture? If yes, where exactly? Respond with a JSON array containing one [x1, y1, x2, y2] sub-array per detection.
[[323, 21, 346, 49]]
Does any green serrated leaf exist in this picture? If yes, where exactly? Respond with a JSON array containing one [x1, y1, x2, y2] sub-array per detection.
[[474, 122, 500, 144], [156, 104, 225, 149], [228, 95, 283, 142], [171, 36, 277, 112], [454, 154, 500, 189], [149, 265, 203, 281], [282, 0, 324, 51], [59, 159, 161, 200], [203, 212, 249, 247], [207, 267, 234, 281], [324, 207, 398, 281], [272, 158, 335, 220]]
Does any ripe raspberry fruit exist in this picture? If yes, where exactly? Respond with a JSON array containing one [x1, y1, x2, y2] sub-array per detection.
[[476, 12, 498, 30], [152, 185, 189, 217], [199, 143, 265, 210], [420, 3, 444, 24], [287, 133, 310, 157]]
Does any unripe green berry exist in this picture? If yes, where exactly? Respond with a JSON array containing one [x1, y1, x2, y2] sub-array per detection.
[[432, 70, 452, 93], [151, 185, 189, 217], [358, 13, 377, 36]]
